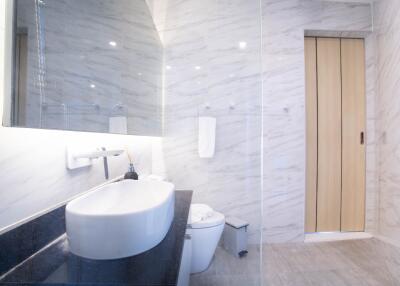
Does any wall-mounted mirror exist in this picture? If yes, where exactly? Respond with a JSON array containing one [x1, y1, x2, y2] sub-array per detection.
[[4, 0, 163, 136]]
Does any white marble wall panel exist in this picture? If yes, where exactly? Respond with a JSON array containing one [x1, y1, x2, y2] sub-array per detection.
[[373, 0, 400, 243], [262, 0, 374, 243], [151, 0, 376, 244], [365, 34, 378, 234], [0, 128, 159, 232], [0, 0, 383, 252], [156, 0, 263, 244]]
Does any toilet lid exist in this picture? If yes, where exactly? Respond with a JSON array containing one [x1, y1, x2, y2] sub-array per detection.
[[190, 204, 225, 229]]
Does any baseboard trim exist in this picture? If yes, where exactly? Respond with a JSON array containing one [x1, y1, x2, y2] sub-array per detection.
[[304, 232, 373, 243]]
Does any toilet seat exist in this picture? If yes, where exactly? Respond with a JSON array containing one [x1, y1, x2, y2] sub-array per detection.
[[190, 204, 225, 229]]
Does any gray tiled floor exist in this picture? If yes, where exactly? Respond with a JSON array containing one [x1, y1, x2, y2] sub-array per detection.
[[190, 244, 262, 286], [190, 238, 400, 286]]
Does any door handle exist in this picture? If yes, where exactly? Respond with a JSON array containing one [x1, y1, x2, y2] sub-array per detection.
[[360, 132, 365, 145]]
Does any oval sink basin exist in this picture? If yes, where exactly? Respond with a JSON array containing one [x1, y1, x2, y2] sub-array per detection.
[[66, 180, 175, 260]]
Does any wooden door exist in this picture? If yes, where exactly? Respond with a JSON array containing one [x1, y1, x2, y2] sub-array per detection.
[[340, 38, 366, 232], [305, 37, 366, 233], [316, 38, 342, 232]]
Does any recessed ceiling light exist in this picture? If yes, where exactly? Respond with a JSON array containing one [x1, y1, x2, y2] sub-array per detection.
[[166, 65, 172, 70], [109, 41, 117, 47], [239, 41, 247, 49], [90, 84, 96, 89], [195, 66, 201, 70]]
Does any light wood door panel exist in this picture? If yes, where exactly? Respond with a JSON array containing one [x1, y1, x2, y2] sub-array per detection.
[[305, 37, 318, 233], [340, 38, 366, 232], [316, 38, 342, 232], [305, 37, 366, 233]]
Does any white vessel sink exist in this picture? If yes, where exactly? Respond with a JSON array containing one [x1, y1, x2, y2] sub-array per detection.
[[66, 180, 175, 260]]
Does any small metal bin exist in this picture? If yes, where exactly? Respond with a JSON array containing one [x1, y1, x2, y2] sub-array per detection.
[[222, 217, 249, 258]]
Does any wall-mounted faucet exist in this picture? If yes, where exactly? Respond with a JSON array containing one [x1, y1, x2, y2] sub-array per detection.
[[66, 145, 124, 173]]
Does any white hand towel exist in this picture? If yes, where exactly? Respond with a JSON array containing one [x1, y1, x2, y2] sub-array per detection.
[[109, 116, 128, 134], [198, 116, 216, 158]]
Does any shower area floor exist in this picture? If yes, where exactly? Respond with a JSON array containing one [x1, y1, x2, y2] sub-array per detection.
[[190, 238, 400, 286]]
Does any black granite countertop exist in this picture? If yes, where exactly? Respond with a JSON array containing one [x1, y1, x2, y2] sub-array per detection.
[[0, 191, 193, 286]]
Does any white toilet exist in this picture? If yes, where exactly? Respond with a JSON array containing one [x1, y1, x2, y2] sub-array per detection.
[[189, 204, 225, 274]]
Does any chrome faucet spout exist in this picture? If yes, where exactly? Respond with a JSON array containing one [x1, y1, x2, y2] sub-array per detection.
[[101, 147, 109, 180]]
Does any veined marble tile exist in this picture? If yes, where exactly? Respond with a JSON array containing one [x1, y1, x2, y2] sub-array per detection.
[[159, 0, 263, 243], [374, 0, 400, 244], [138, 0, 377, 245], [0, 127, 158, 231], [262, 0, 375, 243]]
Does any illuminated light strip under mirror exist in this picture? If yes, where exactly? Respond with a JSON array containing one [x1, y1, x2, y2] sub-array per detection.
[[3, 0, 163, 136]]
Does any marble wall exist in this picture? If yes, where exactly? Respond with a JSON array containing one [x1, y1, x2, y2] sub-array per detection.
[[0, 0, 162, 233], [149, 0, 377, 244], [262, 0, 375, 243], [151, 0, 263, 244], [13, 0, 163, 136], [373, 0, 400, 245], [0, 0, 383, 248]]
